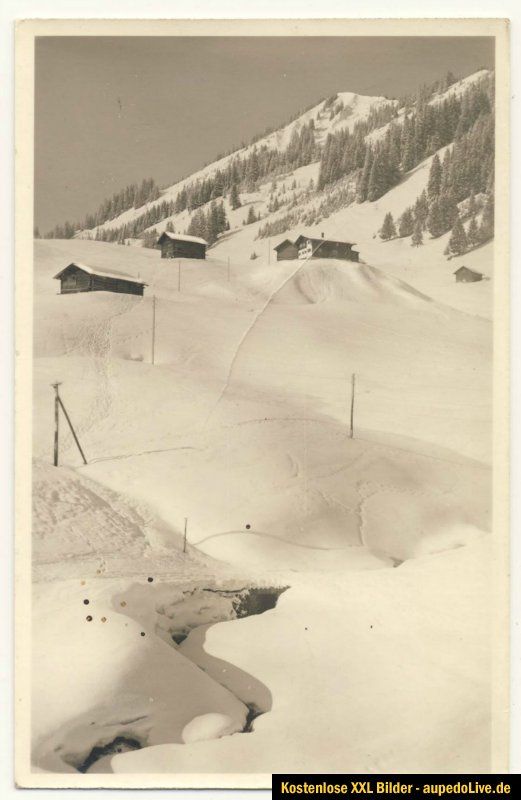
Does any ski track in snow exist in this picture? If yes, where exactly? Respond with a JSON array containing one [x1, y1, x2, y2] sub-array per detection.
[[192, 528, 363, 552], [201, 251, 329, 430], [58, 294, 142, 451]]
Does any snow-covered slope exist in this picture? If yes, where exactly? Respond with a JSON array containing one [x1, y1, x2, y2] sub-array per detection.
[[29, 68, 497, 781], [79, 89, 392, 239], [31, 233, 491, 596], [209, 148, 493, 320], [30, 221, 494, 777]]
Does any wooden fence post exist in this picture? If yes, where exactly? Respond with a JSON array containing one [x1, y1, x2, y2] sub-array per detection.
[[349, 373, 356, 439], [151, 294, 156, 365], [51, 383, 88, 466]]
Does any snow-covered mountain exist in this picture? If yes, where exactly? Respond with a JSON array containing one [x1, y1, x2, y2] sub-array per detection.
[[77, 88, 392, 237], [68, 69, 494, 318], [73, 71, 488, 228]]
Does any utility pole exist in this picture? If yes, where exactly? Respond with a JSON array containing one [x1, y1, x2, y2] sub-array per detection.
[[151, 294, 156, 365], [268, 238, 271, 265], [183, 517, 188, 553], [349, 373, 356, 439], [53, 382, 60, 466], [178, 260, 181, 292], [51, 383, 88, 466], [227, 256, 230, 282]]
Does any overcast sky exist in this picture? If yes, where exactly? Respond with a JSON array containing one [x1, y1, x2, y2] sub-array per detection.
[[34, 36, 494, 233]]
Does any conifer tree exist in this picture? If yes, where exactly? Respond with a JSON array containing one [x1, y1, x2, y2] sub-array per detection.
[[479, 193, 494, 242], [467, 190, 477, 218], [367, 149, 388, 202], [426, 199, 444, 237], [445, 71, 457, 90], [427, 153, 442, 198], [414, 191, 429, 230], [440, 149, 453, 193], [380, 212, 397, 241], [357, 147, 373, 202], [246, 149, 260, 191], [142, 228, 158, 249], [385, 130, 401, 187], [447, 214, 468, 256], [401, 116, 417, 172], [466, 215, 479, 248], [229, 182, 241, 210], [411, 220, 424, 247], [246, 205, 258, 225], [438, 190, 459, 233], [398, 208, 415, 237], [206, 202, 219, 244]]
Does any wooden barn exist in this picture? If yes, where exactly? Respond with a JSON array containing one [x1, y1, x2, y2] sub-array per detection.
[[294, 234, 359, 262], [54, 263, 146, 296], [157, 231, 207, 260], [454, 266, 483, 283], [274, 239, 299, 261]]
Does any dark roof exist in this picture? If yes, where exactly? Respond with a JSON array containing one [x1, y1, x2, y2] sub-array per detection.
[[294, 234, 356, 247], [453, 266, 483, 276], [53, 262, 146, 285], [157, 231, 208, 246], [273, 239, 297, 251]]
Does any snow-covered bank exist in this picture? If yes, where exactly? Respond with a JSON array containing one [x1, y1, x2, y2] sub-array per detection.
[[32, 559, 288, 773], [31, 462, 290, 773], [112, 536, 492, 775], [31, 576, 251, 773]]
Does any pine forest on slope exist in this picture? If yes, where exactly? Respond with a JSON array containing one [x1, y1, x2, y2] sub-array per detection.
[[41, 69, 494, 266]]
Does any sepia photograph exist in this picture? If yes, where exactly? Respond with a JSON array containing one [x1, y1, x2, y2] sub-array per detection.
[[14, 18, 510, 787]]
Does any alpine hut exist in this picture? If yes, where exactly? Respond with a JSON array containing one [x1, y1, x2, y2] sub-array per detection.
[[157, 231, 207, 260], [453, 266, 483, 283], [54, 263, 146, 296], [274, 239, 299, 261], [294, 233, 359, 262]]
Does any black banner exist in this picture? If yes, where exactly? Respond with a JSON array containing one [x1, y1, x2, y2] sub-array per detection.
[[272, 776, 517, 800]]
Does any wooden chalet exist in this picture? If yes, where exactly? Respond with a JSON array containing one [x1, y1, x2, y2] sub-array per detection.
[[157, 231, 207, 260], [274, 239, 299, 261], [54, 263, 146, 296], [453, 266, 483, 283], [294, 234, 359, 262], [274, 233, 359, 262]]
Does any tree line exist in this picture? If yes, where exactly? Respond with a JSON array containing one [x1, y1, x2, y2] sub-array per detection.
[[44, 178, 161, 239], [318, 74, 493, 206], [41, 88, 406, 243], [42, 71, 494, 256], [377, 80, 494, 255], [186, 201, 230, 245]]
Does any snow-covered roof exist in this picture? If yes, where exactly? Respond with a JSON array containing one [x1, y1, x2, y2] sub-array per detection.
[[294, 234, 356, 247], [53, 262, 146, 284], [273, 239, 296, 250], [158, 231, 208, 246], [453, 266, 483, 276]]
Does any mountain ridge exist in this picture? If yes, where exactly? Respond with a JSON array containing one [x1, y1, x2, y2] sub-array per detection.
[[42, 68, 491, 244]]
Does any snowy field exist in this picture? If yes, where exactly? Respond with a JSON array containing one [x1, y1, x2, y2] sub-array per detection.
[[30, 228, 493, 777]]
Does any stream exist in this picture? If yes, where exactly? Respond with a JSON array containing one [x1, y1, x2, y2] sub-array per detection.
[[40, 582, 288, 774]]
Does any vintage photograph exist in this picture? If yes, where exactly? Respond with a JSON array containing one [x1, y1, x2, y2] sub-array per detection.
[[15, 19, 509, 786]]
